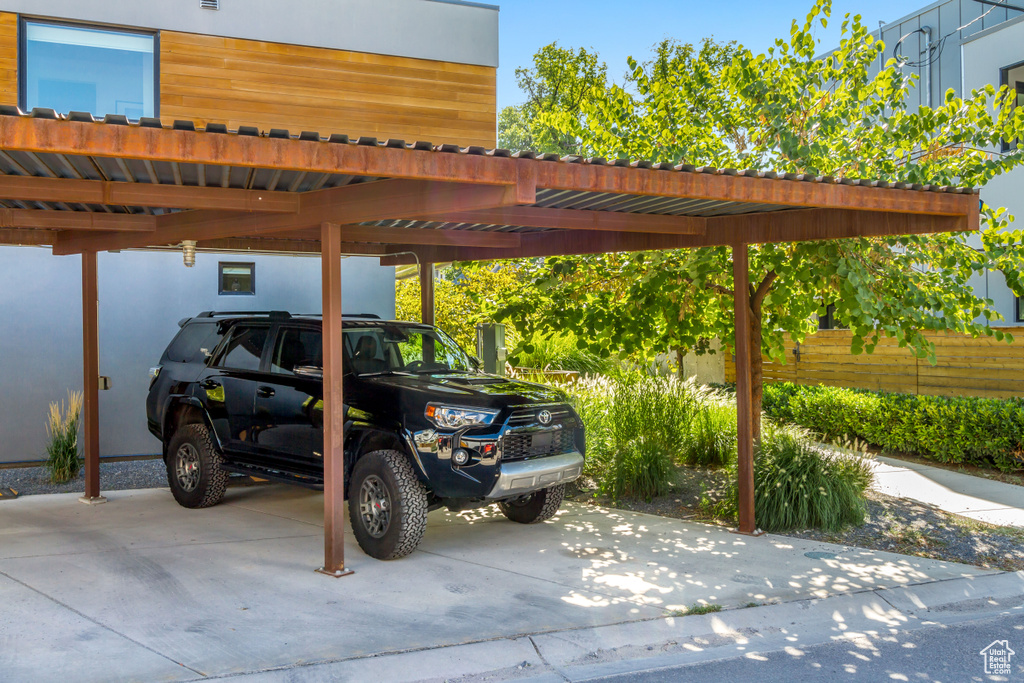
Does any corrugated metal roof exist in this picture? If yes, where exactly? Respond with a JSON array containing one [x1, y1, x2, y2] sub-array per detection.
[[0, 107, 980, 247]]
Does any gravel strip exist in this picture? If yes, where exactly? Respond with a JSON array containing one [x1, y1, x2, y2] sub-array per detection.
[[0, 459, 167, 497]]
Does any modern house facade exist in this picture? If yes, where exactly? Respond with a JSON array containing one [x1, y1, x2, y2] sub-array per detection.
[[0, 0, 500, 463]]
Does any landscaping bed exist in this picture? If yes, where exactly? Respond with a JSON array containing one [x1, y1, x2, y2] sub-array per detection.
[[567, 466, 1024, 572]]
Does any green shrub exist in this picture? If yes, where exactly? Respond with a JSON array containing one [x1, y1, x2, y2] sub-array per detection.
[[752, 424, 872, 532], [44, 390, 83, 484], [762, 383, 1024, 472], [681, 397, 737, 468], [566, 374, 699, 499]]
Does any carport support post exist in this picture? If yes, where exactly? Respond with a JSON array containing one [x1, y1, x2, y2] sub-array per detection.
[[318, 222, 353, 577], [420, 261, 435, 325], [80, 251, 105, 505], [733, 243, 757, 535]]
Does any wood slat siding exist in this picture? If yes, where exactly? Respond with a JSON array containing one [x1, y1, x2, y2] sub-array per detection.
[[160, 32, 496, 147], [725, 328, 1024, 398], [0, 13, 16, 105]]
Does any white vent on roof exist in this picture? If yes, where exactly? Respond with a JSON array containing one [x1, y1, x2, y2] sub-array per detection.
[[200, 0, 219, 9]]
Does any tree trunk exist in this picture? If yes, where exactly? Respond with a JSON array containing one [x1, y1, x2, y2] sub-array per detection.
[[749, 313, 763, 445]]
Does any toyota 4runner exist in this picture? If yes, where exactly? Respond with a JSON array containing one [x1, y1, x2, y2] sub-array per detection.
[[147, 311, 585, 560]]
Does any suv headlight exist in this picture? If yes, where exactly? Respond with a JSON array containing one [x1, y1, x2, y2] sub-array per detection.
[[425, 404, 499, 429]]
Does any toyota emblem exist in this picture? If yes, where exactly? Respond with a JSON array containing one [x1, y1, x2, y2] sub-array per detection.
[[538, 410, 552, 425]]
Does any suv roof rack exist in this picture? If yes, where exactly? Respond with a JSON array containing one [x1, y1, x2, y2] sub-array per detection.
[[195, 311, 292, 319], [294, 313, 382, 319]]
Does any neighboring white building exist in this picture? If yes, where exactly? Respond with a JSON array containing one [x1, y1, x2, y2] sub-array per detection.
[[866, 0, 1024, 325]]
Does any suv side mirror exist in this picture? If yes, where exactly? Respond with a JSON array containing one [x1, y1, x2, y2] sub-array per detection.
[[294, 365, 323, 379], [469, 356, 482, 371]]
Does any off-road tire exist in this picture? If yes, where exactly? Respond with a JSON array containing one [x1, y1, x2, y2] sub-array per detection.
[[165, 423, 228, 509], [498, 484, 565, 524], [348, 449, 428, 560]]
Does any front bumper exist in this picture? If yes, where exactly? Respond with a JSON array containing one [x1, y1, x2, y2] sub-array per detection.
[[485, 451, 584, 500]]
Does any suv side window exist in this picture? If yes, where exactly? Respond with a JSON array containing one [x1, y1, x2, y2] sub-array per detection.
[[164, 321, 224, 363], [214, 324, 269, 371], [270, 327, 323, 374]]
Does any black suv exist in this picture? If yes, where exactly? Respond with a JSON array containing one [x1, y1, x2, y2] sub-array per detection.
[[147, 312, 585, 560]]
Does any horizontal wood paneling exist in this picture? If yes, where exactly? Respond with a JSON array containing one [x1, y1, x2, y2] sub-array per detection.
[[725, 328, 1024, 398], [0, 13, 16, 104], [160, 31, 496, 147]]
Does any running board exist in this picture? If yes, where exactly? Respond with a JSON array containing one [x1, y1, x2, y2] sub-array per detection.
[[221, 463, 324, 490]]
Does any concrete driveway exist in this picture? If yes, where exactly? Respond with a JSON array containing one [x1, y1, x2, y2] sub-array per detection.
[[0, 485, 992, 682]]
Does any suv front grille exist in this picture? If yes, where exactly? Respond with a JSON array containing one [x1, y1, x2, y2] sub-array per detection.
[[501, 429, 577, 462], [507, 404, 574, 427]]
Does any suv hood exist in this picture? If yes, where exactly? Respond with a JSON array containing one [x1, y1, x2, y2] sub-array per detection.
[[364, 372, 566, 407]]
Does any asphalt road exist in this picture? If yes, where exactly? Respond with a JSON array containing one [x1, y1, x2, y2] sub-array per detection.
[[585, 612, 1024, 683]]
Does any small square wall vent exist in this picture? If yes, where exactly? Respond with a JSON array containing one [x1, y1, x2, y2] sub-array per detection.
[[200, 0, 219, 9]]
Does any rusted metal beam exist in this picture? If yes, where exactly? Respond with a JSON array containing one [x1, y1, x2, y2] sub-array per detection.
[[80, 251, 105, 506], [428, 206, 707, 235], [0, 173, 298, 212], [378, 209, 970, 265], [51, 179, 530, 255], [732, 243, 756, 535], [420, 262, 435, 325], [0, 208, 155, 232], [317, 221, 352, 578], [0, 116, 975, 218]]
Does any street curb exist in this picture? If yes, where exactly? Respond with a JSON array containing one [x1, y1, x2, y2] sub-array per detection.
[[209, 570, 1023, 682]]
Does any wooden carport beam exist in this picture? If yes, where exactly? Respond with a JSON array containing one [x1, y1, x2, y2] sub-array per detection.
[[420, 262, 435, 325], [52, 178, 534, 255], [378, 209, 974, 265], [0, 208, 156, 231], [0, 174, 299, 212]]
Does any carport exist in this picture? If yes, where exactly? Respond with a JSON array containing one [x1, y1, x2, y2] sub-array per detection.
[[0, 109, 979, 575]]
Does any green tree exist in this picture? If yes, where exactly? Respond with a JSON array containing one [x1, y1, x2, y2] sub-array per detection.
[[497, 43, 607, 154], [396, 263, 526, 353], [495, 0, 1024, 442]]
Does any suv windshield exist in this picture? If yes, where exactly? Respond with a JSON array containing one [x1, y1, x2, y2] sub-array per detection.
[[344, 325, 473, 376]]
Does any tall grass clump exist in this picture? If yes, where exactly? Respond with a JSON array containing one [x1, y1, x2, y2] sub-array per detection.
[[514, 331, 611, 374], [752, 424, 872, 532], [44, 389, 83, 484], [567, 374, 700, 500], [681, 391, 737, 468]]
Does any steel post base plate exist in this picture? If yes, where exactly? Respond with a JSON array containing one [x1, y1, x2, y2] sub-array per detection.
[[315, 566, 355, 578], [78, 495, 108, 505]]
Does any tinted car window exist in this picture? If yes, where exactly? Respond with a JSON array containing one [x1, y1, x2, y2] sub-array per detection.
[[165, 322, 224, 363], [215, 325, 269, 371], [271, 328, 323, 374]]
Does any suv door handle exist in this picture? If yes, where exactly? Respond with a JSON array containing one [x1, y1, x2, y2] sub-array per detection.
[[256, 386, 275, 398], [201, 379, 221, 389]]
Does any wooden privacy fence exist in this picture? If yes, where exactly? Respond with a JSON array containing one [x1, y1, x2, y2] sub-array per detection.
[[725, 328, 1024, 399]]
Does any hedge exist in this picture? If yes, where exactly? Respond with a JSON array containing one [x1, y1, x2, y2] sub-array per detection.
[[762, 383, 1024, 472]]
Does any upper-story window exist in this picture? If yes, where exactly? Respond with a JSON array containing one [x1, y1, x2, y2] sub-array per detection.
[[21, 20, 156, 120], [1001, 60, 1024, 153]]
